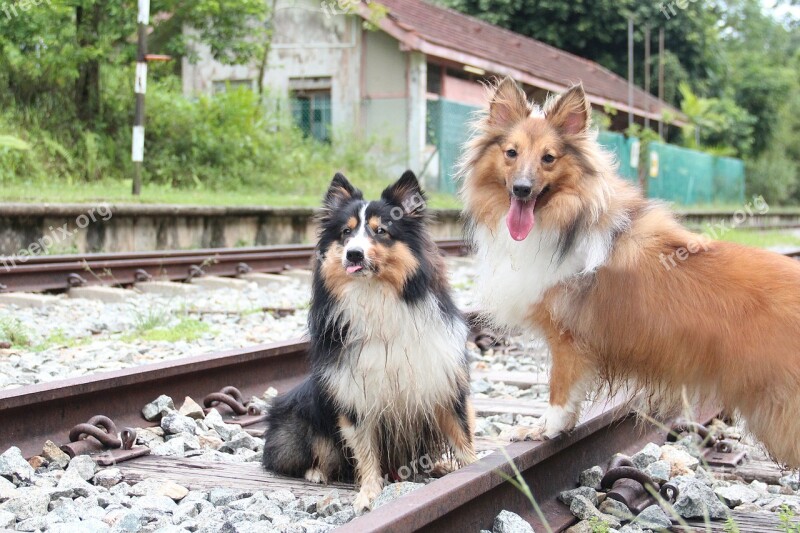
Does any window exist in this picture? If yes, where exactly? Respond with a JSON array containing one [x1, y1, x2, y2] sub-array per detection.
[[291, 90, 332, 143], [212, 79, 254, 94]]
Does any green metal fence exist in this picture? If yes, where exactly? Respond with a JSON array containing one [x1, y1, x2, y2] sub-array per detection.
[[426, 99, 746, 205], [427, 98, 478, 194]]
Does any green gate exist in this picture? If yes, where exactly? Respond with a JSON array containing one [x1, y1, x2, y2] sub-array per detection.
[[427, 98, 479, 194]]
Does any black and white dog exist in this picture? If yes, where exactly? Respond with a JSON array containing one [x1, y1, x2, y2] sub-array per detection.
[[262, 171, 476, 512]]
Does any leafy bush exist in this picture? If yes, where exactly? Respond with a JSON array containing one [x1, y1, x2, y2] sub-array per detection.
[[746, 150, 799, 205], [0, 69, 394, 195]]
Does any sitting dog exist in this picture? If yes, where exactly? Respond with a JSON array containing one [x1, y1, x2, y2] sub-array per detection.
[[262, 171, 476, 512]]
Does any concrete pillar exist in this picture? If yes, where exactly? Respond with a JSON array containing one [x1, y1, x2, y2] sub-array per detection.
[[407, 52, 427, 174]]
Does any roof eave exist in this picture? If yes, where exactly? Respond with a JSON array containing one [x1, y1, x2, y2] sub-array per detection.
[[357, 4, 687, 126]]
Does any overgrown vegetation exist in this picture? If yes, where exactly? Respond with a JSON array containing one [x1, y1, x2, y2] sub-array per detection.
[[125, 308, 211, 343], [0, 318, 31, 348], [0, 1, 398, 203]]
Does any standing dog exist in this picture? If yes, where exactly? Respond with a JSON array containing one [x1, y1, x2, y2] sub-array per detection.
[[460, 77, 800, 467], [262, 171, 477, 511]]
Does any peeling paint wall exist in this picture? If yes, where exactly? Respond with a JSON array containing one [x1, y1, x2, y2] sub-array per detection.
[[181, 0, 429, 181]]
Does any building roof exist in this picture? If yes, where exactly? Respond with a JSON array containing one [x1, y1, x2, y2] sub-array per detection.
[[359, 0, 682, 123]]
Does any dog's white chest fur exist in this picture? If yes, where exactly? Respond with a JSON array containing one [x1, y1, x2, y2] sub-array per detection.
[[323, 282, 467, 419], [473, 221, 612, 331]]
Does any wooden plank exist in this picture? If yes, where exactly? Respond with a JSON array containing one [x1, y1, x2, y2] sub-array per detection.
[[711, 458, 786, 485], [115, 456, 357, 501], [472, 397, 546, 417], [472, 370, 548, 389]]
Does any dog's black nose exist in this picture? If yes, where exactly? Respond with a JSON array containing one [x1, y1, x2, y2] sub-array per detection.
[[346, 249, 364, 263], [512, 181, 532, 199]]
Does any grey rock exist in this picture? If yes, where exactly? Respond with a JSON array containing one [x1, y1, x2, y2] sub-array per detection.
[[715, 485, 759, 508], [631, 443, 662, 470], [172, 499, 211, 524], [0, 476, 16, 501], [559, 486, 599, 507], [472, 379, 492, 394], [294, 519, 334, 533], [132, 494, 178, 514], [53, 469, 98, 498], [94, 468, 124, 489], [50, 519, 111, 533], [128, 478, 165, 497], [599, 498, 633, 521], [208, 488, 252, 507], [323, 508, 356, 526], [224, 510, 261, 523], [66, 454, 98, 481], [221, 520, 278, 533], [161, 413, 197, 436], [14, 515, 47, 531], [0, 447, 34, 484], [634, 504, 671, 531], [41, 441, 71, 470], [672, 478, 728, 519], [493, 509, 535, 533], [151, 438, 186, 458], [219, 434, 261, 453], [579, 466, 604, 489], [135, 428, 165, 448], [780, 473, 800, 491], [618, 524, 647, 533], [46, 498, 81, 524], [564, 521, 595, 533], [0, 509, 14, 528], [299, 495, 318, 514], [203, 410, 240, 441], [0, 486, 49, 520], [142, 395, 175, 422], [644, 460, 671, 484], [569, 496, 621, 529], [372, 482, 423, 510], [266, 488, 296, 507]]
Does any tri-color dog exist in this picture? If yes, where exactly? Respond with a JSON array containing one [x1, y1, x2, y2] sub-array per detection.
[[460, 77, 800, 467], [262, 171, 476, 511]]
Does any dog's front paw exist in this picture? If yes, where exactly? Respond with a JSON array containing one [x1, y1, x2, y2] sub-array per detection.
[[304, 467, 327, 484], [430, 458, 459, 477], [352, 481, 383, 514], [507, 424, 549, 442]]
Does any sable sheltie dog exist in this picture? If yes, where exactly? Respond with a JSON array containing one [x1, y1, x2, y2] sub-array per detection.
[[262, 171, 476, 511], [460, 77, 800, 467]]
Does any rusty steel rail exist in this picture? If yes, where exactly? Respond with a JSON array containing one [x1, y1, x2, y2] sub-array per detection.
[[0, 240, 468, 293], [0, 339, 309, 458], [0, 332, 719, 532]]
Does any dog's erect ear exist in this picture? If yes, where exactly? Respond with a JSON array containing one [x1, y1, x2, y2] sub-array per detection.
[[488, 77, 530, 129], [546, 84, 591, 135], [324, 173, 361, 208], [381, 170, 427, 217]]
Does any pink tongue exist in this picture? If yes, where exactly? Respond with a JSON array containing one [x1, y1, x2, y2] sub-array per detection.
[[346, 265, 363, 274], [506, 198, 536, 241]]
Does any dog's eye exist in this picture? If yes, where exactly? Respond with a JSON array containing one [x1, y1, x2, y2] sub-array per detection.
[[542, 154, 556, 164], [505, 149, 518, 159], [342, 228, 352, 236], [375, 227, 387, 235]]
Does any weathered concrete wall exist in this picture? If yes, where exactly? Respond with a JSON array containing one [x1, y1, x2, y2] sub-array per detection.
[[183, 0, 363, 131], [0, 204, 464, 255]]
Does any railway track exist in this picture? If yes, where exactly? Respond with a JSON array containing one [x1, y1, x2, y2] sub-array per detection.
[[0, 332, 702, 532], [1, 247, 799, 531], [0, 240, 470, 293]]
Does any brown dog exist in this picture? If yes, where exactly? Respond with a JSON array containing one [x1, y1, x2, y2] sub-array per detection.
[[460, 77, 800, 467]]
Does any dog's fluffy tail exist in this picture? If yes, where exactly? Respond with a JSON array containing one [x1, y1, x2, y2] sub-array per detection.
[[262, 379, 317, 477]]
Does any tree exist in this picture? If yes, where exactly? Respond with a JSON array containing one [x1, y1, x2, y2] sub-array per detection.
[[0, 0, 269, 127]]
